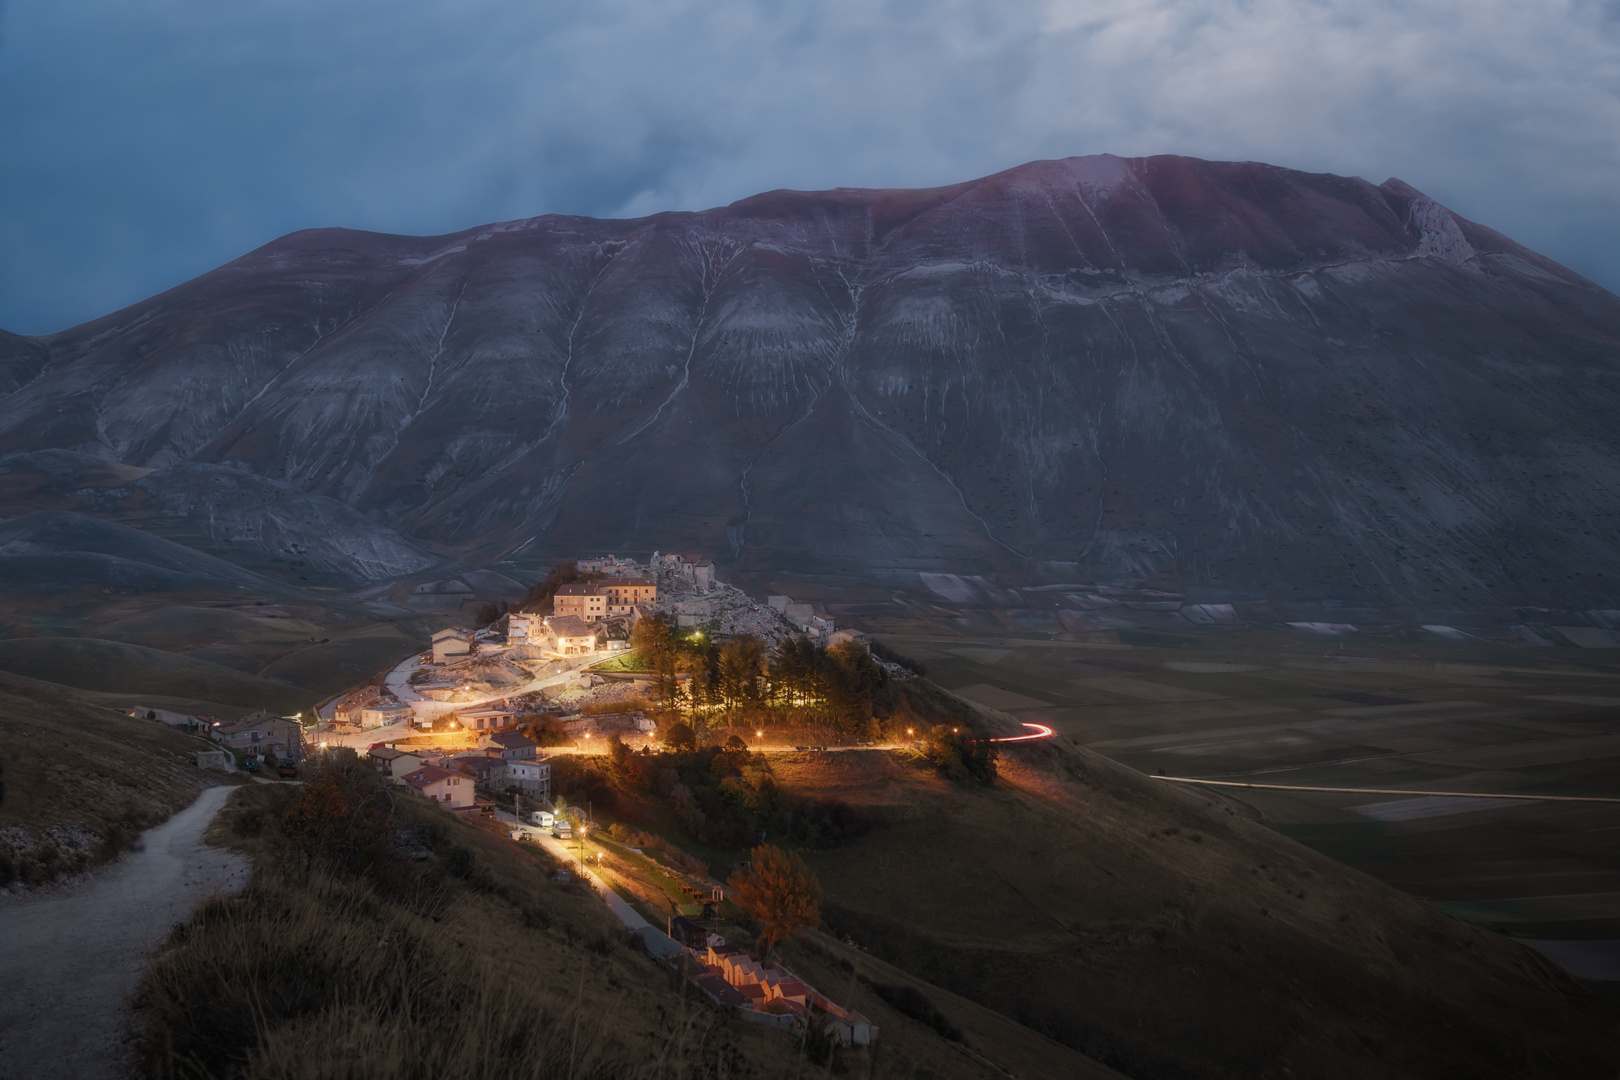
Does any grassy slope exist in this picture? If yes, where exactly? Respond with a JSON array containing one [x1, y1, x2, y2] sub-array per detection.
[[0, 597, 428, 719], [0, 671, 226, 884], [134, 781, 1016, 1080], [0, 637, 310, 713], [769, 743, 1619, 1080]]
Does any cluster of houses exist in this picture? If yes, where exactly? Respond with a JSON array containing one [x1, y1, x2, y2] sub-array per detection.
[[507, 613, 605, 655], [367, 730, 551, 806], [667, 916, 875, 1046], [332, 685, 414, 728]]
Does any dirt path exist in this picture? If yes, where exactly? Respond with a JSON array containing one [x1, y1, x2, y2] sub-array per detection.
[[0, 785, 249, 1080]]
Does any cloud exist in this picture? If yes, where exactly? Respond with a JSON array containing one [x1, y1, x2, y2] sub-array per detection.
[[1, 0, 1618, 333]]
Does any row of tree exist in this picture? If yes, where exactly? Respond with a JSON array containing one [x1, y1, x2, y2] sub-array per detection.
[[629, 617, 887, 733]]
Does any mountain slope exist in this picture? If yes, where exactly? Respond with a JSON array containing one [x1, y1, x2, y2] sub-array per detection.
[[4, 154, 1618, 612]]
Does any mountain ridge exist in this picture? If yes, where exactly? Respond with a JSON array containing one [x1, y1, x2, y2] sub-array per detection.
[[2, 153, 1617, 613]]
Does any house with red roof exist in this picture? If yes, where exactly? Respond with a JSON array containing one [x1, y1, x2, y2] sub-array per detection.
[[402, 765, 474, 808]]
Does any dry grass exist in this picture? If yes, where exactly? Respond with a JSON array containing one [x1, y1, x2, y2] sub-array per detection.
[[134, 774, 845, 1079], [0, 671, 229, 885], [781, 741, 1620, 1079]]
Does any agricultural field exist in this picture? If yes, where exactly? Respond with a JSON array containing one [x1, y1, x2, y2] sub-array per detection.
[[868, 623, 1620, 968]]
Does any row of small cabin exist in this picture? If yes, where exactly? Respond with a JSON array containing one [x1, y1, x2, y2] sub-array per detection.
[[666, 917, 875, 1046]]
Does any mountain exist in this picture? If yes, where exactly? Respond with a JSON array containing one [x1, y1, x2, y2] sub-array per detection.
[[3, 154, 1618, 614]]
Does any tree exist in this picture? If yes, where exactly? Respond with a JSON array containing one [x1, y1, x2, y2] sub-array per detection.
[[717, 635, 766, 725], [726, 844, 822, 960], [661, 718, 697, 753], [921, 724, 998, 785], [631, 615, 680, 700], [825, 641, 884, 730], [606, 733, 633, 776]]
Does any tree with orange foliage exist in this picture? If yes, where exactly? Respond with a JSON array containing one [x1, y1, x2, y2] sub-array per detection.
[[279, 752, 392, 870], [725, 843, 822, 960]]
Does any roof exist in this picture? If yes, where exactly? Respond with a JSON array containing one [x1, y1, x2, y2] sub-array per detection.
[[491, 732, 536, 750], [403, 766, 457, 788], [453, 756, 502, 776], [432, 626, 472, 641], [216, 714, 297, 736], [545, 615, 594, 638], [554, 584, 601, 596], [367, 747, 416, 761], [694, 975, 750, 1008], [597, 576, 653, 587], [456, 706, 514, 718]]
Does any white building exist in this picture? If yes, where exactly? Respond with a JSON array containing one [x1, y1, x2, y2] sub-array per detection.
[[432, 626, 472, 665], [543, 615, 598, 656], [403, 765, 474, 808], [359, 703, 413, 728]]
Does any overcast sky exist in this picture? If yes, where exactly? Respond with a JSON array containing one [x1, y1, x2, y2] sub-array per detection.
[[3, 0, 1619, 334]]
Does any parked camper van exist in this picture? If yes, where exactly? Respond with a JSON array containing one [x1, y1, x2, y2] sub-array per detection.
[[553, 821, 572, 840], [529, 810, 554, 829]]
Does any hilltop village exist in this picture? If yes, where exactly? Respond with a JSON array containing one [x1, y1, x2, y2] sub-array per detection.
[[292, 552, 883, 1043], [117, 550, 976, 1051], [320, 551, 867, 745]]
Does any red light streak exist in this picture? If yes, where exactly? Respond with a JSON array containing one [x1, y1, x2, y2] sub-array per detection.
[[988, 722, 1054, 743]]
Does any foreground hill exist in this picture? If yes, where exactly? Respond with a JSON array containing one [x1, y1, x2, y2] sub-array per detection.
[[2, 154, 1618, 615]]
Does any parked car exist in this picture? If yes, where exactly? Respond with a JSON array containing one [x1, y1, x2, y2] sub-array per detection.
[[242, 758, 261, 772]]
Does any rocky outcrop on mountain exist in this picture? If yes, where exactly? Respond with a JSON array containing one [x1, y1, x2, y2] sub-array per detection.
[[2, 154, 1618, 613]]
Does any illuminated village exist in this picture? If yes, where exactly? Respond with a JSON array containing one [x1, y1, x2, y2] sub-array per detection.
[[276, 552, 894, 1043]]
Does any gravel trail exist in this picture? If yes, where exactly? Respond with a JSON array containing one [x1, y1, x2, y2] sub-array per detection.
[[0, 785, 249, 1080]]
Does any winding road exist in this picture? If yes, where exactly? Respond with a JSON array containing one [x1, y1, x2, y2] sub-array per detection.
[[0, 785, 249, 1080]]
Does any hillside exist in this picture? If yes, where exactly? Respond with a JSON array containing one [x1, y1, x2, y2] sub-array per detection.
[[0, 154, 1616, 618], [760, 742, 1618, 1079], [132, 768, 1063, 1080], [0, 671, 226, 886]]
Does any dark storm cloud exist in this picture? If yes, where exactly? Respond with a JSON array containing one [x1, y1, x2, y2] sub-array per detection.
[[2, 0, 1619, 334]]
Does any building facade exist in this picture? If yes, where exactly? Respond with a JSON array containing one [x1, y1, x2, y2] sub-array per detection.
[[432, 626, 472, 664], [553, 585, 607, 623], [213, 713, 304, 761], [403, 765, 474, 808], [542, 615, 597, 656], [597, 576, 658, 614]]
